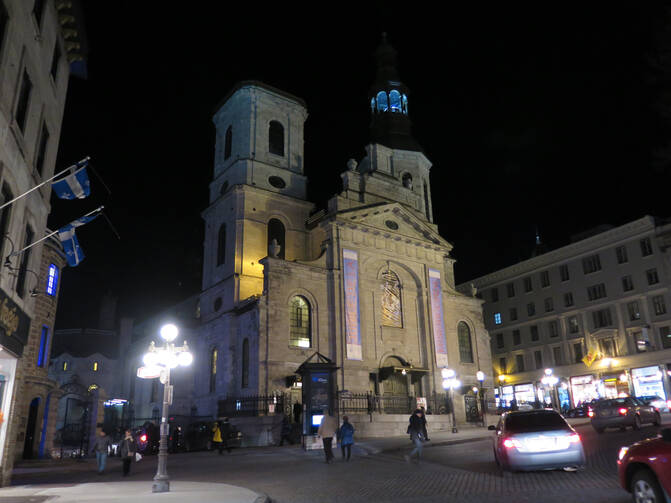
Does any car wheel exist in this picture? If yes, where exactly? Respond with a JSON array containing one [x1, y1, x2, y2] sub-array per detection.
[[653, 412, 661, 426], [633, 415, 641, 430], [631, 469, 665, 503]]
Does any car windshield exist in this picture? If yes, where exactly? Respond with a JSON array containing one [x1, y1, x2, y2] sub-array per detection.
[[505, 412, 568, 432]]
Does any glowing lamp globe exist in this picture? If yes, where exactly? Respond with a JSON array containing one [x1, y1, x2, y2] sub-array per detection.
[[143, 351, 159, 367], [178, 351, 193, 367], [160, 324, 179, 342]]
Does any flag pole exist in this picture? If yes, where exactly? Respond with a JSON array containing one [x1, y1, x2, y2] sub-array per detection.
[[6, 205, 104, 259], [0, 156, 90, 212]]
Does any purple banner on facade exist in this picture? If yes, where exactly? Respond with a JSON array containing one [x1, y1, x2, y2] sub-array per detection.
[[343, 249, 362, 360], [429, 268, 448, 367]]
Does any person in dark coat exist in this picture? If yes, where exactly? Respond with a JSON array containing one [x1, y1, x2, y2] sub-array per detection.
[[91, 429, 111, 474], [509, 398, 519, 411], [404, 409, 426, 463], [338, 416, 355, 461], [219, 417, 232, 453], [119, 429, 137, 476], [278, 415, 293, 446]]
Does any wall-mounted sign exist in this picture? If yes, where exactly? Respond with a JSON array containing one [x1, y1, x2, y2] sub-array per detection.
[[0, 288, 30, 356], [428, 268, 448, 367], [343, 249, 362, 360]]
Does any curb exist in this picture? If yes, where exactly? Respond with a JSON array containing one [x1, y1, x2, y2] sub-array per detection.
[[357, 433, 489, 455]]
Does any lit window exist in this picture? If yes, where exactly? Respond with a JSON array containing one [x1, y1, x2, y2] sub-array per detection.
[[389, 90, 401, 112], [494, 312, 502, 325], [62, 361, 68, 371], [376, 91, 388, 112], [37, 326, 49, 367], [290, 296, 311, 347], [46, 264, 58, 296], [88, 384, 99, 392], [92, 361, 99, 372]]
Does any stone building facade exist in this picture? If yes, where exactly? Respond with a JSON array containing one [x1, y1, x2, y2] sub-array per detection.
[[194, 37, 492, 426], [0, 0, 85, 483], [463, 216, 671, 412]]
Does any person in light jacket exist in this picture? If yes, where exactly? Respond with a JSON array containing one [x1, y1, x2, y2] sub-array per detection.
[[317, 413, 338, 463], [338, 416, 355, 461]]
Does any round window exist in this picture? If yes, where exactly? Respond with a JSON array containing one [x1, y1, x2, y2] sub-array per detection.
[[214, 297, 222, 312], [268, 176, 286, 189], [385, 220, 399, 230]]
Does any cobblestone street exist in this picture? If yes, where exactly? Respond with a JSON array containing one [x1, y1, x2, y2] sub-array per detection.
[[9, 417, 669, 503]]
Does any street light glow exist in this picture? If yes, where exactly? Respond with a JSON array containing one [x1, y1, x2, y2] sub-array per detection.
[[476, 370, 485, 382], [160, 323, 179, 342]]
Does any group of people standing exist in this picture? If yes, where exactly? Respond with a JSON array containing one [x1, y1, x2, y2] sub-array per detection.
[[92, 429, 139, 476]]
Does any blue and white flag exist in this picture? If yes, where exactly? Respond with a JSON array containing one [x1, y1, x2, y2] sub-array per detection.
[[57, 213, 100, 267], [52, 162, 91, 200]]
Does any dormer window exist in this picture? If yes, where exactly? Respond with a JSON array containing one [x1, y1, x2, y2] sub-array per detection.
[[402, 173, 413, 189], [269, 121, 284, 156]]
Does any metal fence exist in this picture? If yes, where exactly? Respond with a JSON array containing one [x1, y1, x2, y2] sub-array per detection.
[[218, 394, 286, 418]]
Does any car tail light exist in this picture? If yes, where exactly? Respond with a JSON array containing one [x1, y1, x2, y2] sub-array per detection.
[[568, 434, 580, 444], [588, 410, 594, 417], [618, 446, 629, 461], [667, 400, 671, 409], [619, 408, 628, 416], [503, 438, 515, 448], [140, 434, 147, 442]]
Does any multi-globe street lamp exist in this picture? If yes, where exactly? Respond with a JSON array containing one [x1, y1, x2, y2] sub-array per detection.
[[140, 323, 193, 493], [476, 370, 486, 426], [441, 368, 461, 433]]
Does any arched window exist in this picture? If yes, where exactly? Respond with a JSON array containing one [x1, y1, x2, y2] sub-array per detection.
[[224, 126, 232, 160], [267, 218, 285, 259], [370, 97, 376, 113], [217, 224, 226, 266], [210, 348, 218, 393], [381, 270, 402, 327], [289, 296, 311, 348], [402, 173, 413, 189], [242, 338, 249, 388], [402, 94, 408, 114], [458, 322, 474, 363], [92, 361, 99, 372], [389, 90, 401, 112], [376, 91, 388, 112], [269, 121, 284, 156]]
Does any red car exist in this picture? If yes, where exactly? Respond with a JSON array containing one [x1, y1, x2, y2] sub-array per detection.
[[618, 427, 671, 503]]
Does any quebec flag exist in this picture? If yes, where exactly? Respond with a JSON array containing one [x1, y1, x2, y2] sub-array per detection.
[[52, 162, 91, 200], [57, 214, 100, 267]]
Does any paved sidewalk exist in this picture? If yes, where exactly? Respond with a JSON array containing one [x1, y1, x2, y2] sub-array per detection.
[[354, 417, 592, 455], [0, 481, 269, 503]]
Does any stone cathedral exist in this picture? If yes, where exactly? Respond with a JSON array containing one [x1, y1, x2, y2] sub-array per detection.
[[194, 37, 492, 425]]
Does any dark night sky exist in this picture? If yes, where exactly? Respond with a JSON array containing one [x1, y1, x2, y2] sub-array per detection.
[[50, 2, 671, 328]]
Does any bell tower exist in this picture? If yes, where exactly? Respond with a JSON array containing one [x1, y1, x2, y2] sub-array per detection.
[[201, 82, 313, 316]]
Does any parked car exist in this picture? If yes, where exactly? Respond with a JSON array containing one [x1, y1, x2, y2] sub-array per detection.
[[182, 420, 243, 452], [618, 428, 671, 503], [489, 409, 585, 472], [636, 395, 671, 413], [591, 397, 661, 434], [565, 399, 598, 418], [133, 422, 160, 455]]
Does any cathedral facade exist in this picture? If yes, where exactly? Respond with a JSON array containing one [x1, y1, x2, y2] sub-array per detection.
[[194, 38, 492, 425]]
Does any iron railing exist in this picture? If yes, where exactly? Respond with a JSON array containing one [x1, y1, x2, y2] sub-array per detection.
[[218, 394, 286, 418]]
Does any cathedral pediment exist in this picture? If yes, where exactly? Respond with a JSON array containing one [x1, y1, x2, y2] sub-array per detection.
[[334, 202, 453, 252]]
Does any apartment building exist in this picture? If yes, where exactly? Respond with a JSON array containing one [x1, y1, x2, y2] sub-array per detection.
[[463, 216, 671, 411]]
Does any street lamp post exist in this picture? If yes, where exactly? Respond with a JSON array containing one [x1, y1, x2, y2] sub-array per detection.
[[476, 371, 486, 427], [140, 323, 193, 494], [541, 368, 559, 410], [441, 368, 461, 434]]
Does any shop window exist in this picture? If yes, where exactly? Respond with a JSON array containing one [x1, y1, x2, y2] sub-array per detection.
[[457, 322, 474, 363], [289, 296, 311, 347], [631, 366, 666, 398]]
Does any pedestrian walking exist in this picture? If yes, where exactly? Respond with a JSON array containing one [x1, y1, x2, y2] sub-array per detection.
[[219, 417, 232, 453], [317, 413, 338, 463], [420, 407, 430, 441], [212, 421, 223, 454], [404, 409, 426, 463], [509, 398, 518, 411], [91, 429, 111, 474], [119, 429, 137, 476], [278, 415, 293, 446], [338, 416, 355, 461]]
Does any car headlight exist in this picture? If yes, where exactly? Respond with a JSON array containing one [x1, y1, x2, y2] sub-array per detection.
[[618, 447, 629, 461]]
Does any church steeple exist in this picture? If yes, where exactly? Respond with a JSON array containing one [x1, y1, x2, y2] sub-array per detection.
[[368, 33, 421, 152]]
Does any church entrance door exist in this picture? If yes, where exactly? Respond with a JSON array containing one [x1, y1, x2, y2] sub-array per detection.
[[384, 372, 408, 396]]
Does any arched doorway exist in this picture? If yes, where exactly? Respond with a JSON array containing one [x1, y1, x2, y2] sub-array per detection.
[[23, 397, 40, 459]]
